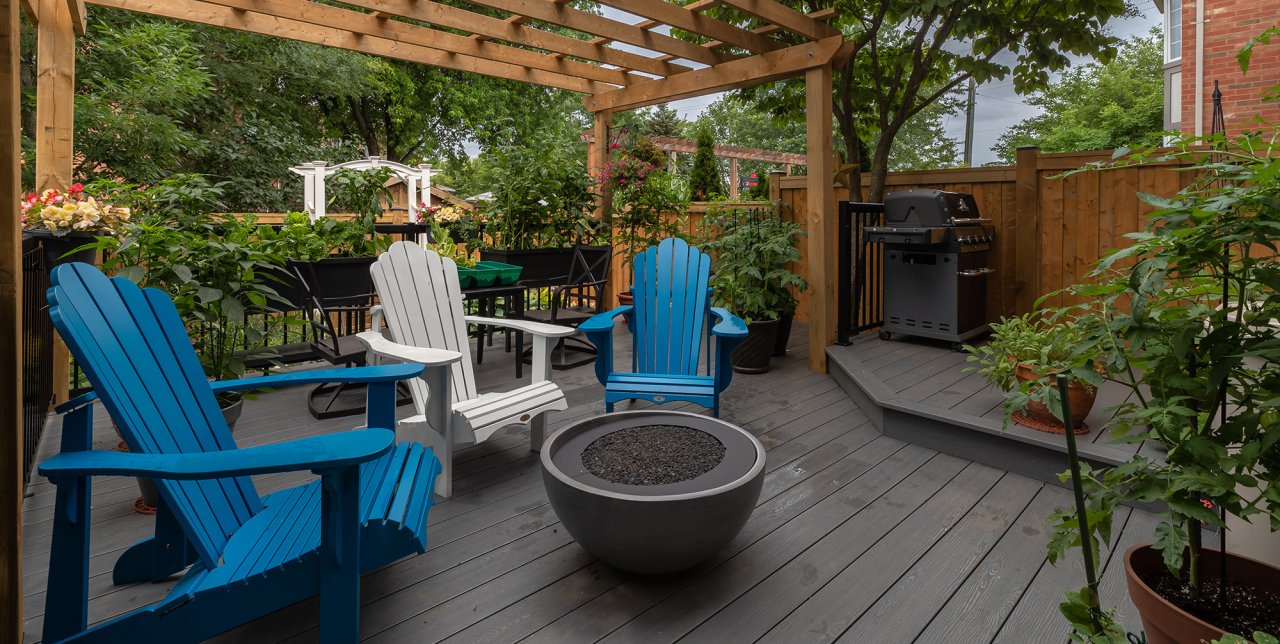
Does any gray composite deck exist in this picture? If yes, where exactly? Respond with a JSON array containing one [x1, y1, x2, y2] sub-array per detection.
[[22, 324, 1156, 643], [827, 332, 1165, 485]]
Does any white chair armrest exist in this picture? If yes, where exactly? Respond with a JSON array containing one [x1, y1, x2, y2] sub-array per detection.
[[356, 331, 463, 367], [464, 316, 576, 338]]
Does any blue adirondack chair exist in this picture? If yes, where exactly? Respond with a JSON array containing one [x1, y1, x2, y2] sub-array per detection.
[[580, 238, 748, 417], [36, 263, 449, 644]]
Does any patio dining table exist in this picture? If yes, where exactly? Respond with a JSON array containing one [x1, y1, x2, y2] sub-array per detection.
[[462, 283, 528, 379]]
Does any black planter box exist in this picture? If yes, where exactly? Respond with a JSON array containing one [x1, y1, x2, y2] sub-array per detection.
[[23, 231, 99, 269], [287, 256, 377, 303]]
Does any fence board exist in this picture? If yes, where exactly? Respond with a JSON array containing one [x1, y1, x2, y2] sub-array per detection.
[[773, 148, 1195, 340]]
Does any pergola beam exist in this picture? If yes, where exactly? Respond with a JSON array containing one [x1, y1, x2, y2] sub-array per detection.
[[580, 131, 806, 165], [89, 0, 614, 93], [593, 0, 781, 54], [585, 36, 841, 112], [461, 0, 730, 66], [718, 0, 839, 41], [338, 0, 690, 78], [199, 0, 631, 86], [65, 0, 85, 34], [701, 7, 839, 51]]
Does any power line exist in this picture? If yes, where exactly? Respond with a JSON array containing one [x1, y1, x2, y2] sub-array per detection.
[[976, 92, 1031, 107]]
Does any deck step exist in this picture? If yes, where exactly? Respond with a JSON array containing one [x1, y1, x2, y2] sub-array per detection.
[[826, 339, 1158, 489]]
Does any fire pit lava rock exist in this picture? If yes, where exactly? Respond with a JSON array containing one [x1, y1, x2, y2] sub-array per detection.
[[541, 410, 765, 574]]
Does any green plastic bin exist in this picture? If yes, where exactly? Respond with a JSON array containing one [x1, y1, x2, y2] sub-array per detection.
[[476, 261, 524, 286], [457, 265, 499, 288]]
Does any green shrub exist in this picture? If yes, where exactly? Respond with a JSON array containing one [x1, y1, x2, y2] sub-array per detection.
[[688, 126, 724, 201]]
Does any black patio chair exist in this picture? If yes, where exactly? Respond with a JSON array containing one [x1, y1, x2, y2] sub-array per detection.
[[237, 265, 318, 370], [290, 257, 384, 418], [522, 245, 612, 369]]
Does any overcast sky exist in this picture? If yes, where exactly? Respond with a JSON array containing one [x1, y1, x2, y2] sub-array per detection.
[[602, 5, 1162, 166]]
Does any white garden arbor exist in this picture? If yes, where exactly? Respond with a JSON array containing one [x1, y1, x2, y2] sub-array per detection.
[[1, 0, 851, 633], [289, 156, 444, 222]]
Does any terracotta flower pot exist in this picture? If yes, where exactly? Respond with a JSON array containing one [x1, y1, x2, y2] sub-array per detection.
[[617, 292, 634, 306], [1010, 363, 1098, 434], [128, 397, 245, 514], [1125, 543, 1280, 644]]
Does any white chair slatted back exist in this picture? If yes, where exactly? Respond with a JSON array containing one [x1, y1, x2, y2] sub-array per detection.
[[370, 242, 479, 409]]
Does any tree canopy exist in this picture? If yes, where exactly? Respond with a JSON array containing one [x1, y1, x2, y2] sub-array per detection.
[[19, 7, 588, 211], [718, 0, 1132, 200], [991, 30, 1165, 165]]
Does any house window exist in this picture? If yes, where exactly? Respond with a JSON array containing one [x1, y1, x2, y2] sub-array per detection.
[[1166, 0, 1182, 62], [1166, 69, 1183, 133]]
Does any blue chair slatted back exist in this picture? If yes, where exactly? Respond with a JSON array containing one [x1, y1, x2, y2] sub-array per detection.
[[631, 238, 712, 376], [47, 263, 262, 570]]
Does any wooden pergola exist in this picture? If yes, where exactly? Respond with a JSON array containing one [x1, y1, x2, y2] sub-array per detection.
[[0, 0, 847, 634]]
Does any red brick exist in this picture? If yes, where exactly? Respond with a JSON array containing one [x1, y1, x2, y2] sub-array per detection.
[[1177, 0, 1280, 135]]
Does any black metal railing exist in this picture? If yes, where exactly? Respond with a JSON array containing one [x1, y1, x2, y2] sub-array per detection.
[[22, 244, 54, 484], [837, 201, 886, 344]]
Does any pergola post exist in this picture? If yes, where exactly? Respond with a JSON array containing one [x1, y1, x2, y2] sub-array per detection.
[[2, 0, 24, 636], [728, 157, 739, 199], [35, 0, 76, 403], [591, 109, 617, 308], [805, 63, 835, 372]]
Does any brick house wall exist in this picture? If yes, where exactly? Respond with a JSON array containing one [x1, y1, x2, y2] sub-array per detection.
[[1178, 0, 1280, 136]]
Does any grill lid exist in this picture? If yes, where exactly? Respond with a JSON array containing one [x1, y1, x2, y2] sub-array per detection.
[[884, 189, 982, 227]]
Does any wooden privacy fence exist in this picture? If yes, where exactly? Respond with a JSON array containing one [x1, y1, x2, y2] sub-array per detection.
[[773, 147, 1196, 331], [253, 145, 1195, 332]]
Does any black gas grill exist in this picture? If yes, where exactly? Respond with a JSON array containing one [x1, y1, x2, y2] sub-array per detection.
[[865, 189, 995, 345]]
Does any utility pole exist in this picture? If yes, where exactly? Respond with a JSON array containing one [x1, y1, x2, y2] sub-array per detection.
[[963, 76, 976, 167]]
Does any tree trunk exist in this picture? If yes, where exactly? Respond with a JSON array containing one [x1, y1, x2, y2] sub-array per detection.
[[348, 97, 380, 158], [867, 132, 895, 203], [838, 122, 864, 203]]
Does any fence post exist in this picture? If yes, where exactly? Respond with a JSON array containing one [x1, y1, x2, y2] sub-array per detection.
[[768, 170, 783, 203], [1013, 146, 1041, 315]]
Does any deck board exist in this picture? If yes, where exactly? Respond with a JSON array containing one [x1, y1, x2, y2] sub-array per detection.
[[22, 324, 1158, 643]]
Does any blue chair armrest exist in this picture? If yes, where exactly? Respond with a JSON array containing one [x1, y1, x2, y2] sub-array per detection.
[[710, 307, 748, 339], [52, 365, 424, 413], [209, 363, 425, 395], [578, 305, 633, 333], [580, 305, 633, 387], [39, 429, 395, 480], [55, 391, 99, 414], [709, 308, 748, 394]]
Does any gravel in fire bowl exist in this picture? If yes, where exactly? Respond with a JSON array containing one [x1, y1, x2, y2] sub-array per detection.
[[582, 425, 726, 486]]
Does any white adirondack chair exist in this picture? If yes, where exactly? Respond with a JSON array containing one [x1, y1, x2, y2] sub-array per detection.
[[357, 241, 575, 497]]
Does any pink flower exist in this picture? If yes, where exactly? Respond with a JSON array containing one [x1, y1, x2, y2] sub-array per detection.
[[69, 183, 84, 194]]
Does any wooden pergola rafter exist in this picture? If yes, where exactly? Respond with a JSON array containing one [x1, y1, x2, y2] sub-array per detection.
[[1, 1, 848, 633]]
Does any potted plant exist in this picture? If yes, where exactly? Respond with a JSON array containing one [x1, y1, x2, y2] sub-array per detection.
[[605, 158, 689, 304], [478, 138, 602, 283], [20, 183, 132, 267], [701, 206, 806, 374], [1044, 30, 1280, 643], [273, 167, 394, 295], [965, 312, 1104, 434]]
